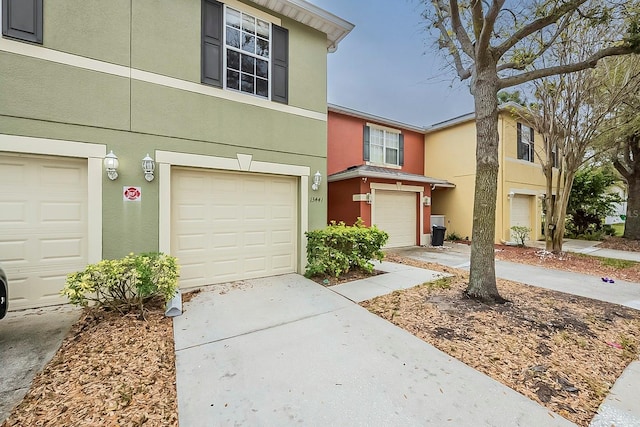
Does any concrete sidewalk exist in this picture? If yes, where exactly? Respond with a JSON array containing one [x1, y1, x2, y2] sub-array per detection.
[[395, 243, 640, 427], [173, 265, 574, 427]]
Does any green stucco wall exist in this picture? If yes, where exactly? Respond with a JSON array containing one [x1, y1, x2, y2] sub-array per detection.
[[1, 0, 331, 262]]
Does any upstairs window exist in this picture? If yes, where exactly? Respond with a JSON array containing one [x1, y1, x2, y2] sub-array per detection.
[[517, 123, 534, 162], [363, 124, 404, 167], [202, 0, 288, 103], [2, 0, 42, 44]]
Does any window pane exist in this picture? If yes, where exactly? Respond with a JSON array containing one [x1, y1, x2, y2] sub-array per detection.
[[242, 14, 255, 34], [386, 148, 398, 165], [227, 70, 240, 90], [241, 55, 255, 74], [256, 78, 268, 97], [386, 132, 399, 148], [226, 28, 240, 49], [256, 38, 269, 57], [256, 58, 268, 78], [227, 50, 240, 70], [226, 8, 241, 29], [242, 34, 255, 53], [241, 73, 254, 94], [257, 19, 269, 39], [370, 145, 384, 163]]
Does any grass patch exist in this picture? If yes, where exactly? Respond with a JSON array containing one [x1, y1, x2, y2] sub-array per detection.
[[601, 257, 637, 269], [423, 276, 452, 290], [611, 223, 625, 236]]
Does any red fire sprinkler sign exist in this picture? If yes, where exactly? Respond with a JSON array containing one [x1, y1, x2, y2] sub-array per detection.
[[123, 186, 142, 202]]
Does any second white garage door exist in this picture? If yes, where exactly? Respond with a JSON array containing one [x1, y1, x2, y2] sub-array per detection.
[[510, 195, 532, 240], [171, 168, 298, 288], [373, 190, 417, 248]]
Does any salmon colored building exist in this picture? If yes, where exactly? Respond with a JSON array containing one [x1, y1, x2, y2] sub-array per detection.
[[327, 104, 454, 247]]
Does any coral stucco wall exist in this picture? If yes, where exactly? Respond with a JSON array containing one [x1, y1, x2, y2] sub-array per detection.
[[327, 111, 425, 175]]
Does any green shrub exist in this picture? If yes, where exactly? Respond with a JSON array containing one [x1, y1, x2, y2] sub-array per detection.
[[62, 252, 179, 317], [305, 218, 388, 278], [510, 226, 531, 247], [446, 231, 462, 241]]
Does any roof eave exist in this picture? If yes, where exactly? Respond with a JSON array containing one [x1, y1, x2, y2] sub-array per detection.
[[250, 0, 354, 52]]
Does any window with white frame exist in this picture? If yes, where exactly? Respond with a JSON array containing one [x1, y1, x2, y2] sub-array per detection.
[[202, 0, 288, 103], [517, 123, 534, 162], [224, 7, 270, 98], [364, 125, 404, 166]]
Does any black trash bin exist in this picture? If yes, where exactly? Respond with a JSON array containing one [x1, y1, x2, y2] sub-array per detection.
[[431, 225, 446, 246]]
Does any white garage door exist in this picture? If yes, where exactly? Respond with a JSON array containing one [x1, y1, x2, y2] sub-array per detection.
[[0, 154, 88, 310], [511, 195, 531, 240], [374, 190, 417, 248], [171, 168, 297, 288]]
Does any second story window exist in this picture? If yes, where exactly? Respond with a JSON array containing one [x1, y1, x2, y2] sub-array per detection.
[[363, 124, 404, 167], [202, 0, 288, 104], [225, 8, 269, 98], [517, 123, 534, 163]]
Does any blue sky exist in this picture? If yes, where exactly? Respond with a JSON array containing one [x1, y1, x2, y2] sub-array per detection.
[[309, 0, 475, 127]]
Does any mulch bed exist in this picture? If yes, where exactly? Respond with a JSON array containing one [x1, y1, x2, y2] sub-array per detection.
[[308, 268, 385, 287], [1, 298, 177, 427], [494, 245, 640, 283], [597, 236, 640, 252], [364, 254, 640, 426]]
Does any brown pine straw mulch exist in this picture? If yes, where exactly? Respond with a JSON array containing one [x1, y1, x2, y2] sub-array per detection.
[[598, 236, 640, 252], [364, 253, 640, 427], [1, 298, 178, 427]]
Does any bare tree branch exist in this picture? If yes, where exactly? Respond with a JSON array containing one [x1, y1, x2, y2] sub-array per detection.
[[494, 0, 588, 58], [498, 46, 640, 89], [477, 0, 505, 56], [445, 0, 476, 57]]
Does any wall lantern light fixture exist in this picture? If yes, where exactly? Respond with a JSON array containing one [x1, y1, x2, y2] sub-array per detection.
[[311, 170, 322, 191], [508, 191, 515, 199], [104, 150, 119, 181], [142, 153, 155, 182]]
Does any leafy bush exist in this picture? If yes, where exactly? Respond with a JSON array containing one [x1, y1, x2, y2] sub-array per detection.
[[446, 231, 462, 241], [510, 226, 531, 247], [305, 218, 388, 278], [62, 252, 179, 317]]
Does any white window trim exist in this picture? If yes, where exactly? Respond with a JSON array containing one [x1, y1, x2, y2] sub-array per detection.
[[223, 4, 273, 100], [156, 151, 310, 273], [0, 133, 103, 264], [519, 123, 534, 162], [366, 122, 402, 167]]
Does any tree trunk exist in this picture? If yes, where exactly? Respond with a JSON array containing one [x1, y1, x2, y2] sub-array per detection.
[[550, 170, 576, 252], [624, 177, 640, 239], [466, 65, 504, 304]]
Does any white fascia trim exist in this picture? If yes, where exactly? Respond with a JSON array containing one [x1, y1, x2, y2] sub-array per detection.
[[156, 150, 310, 272], [0, 133, 104, 263], [0, 37, 326, 122]]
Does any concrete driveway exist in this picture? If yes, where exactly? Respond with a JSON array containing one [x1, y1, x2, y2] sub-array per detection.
[[0, 306, 80, 422], [174, 273, 574, 426]]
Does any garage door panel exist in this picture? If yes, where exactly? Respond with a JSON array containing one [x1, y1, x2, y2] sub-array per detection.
[[374, 190, 417, 248], [0, 154, 88, 310], [172, 168, 297, 287]]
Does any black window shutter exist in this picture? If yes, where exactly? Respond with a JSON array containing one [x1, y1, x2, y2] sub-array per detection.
[[272, 24, 289, 104], [2, 0, 42, 44], [516, 122, 523, 160], [398, 134, 404, 166], [529, 126, 535, 163], [202, 0, 223, 87], [363, 125, 370, 161]]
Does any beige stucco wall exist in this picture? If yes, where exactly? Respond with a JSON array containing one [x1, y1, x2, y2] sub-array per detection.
[[425, 112, 558, 243]]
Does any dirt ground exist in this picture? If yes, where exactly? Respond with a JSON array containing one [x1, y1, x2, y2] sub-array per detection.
[[597, 236, 640, 252], [364, 253, 640, 426], [3, 241, 639, 427]]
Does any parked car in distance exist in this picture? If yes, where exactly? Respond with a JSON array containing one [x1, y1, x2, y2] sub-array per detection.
[[0, 265, 7, 319]]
